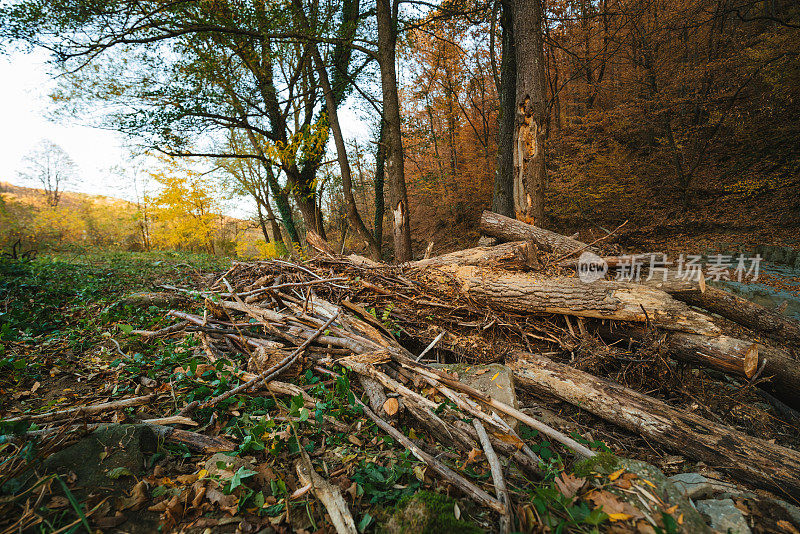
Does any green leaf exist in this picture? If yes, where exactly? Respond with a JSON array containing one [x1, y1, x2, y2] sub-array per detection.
[[106, 467, 134, 479], [229, 466, 257, 491], [358, 513, 373, 532], [119, 324, 133, 334]]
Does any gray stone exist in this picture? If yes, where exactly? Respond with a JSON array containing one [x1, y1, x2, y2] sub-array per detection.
[[204, 452, 250, 479], [669, 473, 738, 499], [432, 363, 517, 429], [42, 424, 157, 491], [575, 456, 711, 533], [695, 499, 751, 534]]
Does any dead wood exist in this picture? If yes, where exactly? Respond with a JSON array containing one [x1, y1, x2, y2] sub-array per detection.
[[296, 451, 358, 534], [479, 211, 597, 256], [509, 352, 800, 498], [473, 419, 513, 533]]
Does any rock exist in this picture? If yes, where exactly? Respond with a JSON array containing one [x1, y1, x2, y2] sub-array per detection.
[[669, 473, 738, 499], [574, 455, 711, 533], [432, 363, 518, 429], [42, 424, 157, 491], [204, 452, 250, 479], [380, 491, 481, 534], [695, 499, 751, 534]]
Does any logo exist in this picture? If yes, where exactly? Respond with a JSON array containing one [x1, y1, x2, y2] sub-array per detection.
[[577, 252, 608, 283]]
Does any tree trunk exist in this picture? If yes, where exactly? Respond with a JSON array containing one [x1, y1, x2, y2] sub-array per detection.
[[376, 0, 413, 262], [411, 241, 541, 270], [417, 263, 720, 335], [512, 0, 548, 224], [374, 120, 386, 250], [492, 0, 516, 218], [509, 353, 800, 497], [309, 43, 381, 260], [480, 210, 598, 256]]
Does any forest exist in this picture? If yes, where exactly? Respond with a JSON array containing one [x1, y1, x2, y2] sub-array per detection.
[[0, 0, 799, 533]]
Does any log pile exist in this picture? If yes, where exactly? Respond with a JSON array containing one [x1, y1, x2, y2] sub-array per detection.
[[8, 212, 800, 531]]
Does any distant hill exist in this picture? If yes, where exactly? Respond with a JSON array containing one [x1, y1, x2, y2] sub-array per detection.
[[0, 181, 137, 211]]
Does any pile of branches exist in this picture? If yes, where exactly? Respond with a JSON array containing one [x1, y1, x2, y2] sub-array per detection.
[[5, 212, 800, 532]]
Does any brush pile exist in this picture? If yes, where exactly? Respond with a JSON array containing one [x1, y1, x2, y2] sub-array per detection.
[[3, 212, 799, 533]]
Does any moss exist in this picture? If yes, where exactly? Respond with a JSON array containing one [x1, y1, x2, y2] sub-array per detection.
[[572, 452, 620, 478], [380, 491, 484, 534]]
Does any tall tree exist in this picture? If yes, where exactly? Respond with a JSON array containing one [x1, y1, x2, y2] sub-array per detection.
[[376, 0, 413, 261], [492, 0, 517, 217], [512, 0, 548, 224]]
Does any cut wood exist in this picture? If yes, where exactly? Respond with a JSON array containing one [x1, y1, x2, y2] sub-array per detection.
[[604, 325, 800, 409], [421, 264, 720, 335], [509, 352, 800, 498], [645, 279, 800, 346], [479, 211, 598, 256]]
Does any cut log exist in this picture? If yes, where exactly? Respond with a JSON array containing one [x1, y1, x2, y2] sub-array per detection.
[[479, 211, 597, 256], [421, 264, 720, 335], [604, 325, 800, 409], [645, 279, 800, 346], [509, 352, 800, 498], [411, 241, 541, 270]]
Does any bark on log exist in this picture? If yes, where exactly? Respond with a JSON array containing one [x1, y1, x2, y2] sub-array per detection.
[[509, 352, 800, 498], [479, 211, 597, 256], [422, 264, 720, 335], [645, 279, 800, 346], [411, 241, 542, 270], [604, 325, 800, 409]]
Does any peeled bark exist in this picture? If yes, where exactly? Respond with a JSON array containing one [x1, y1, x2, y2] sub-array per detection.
[[480, 211, 598, 256], [423, 263, 720, 335], [509, 352, 800, 498]]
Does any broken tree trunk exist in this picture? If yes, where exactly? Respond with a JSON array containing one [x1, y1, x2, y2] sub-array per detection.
[[645, 279, 800, 347], [417, 264, 720, 335], [509, 352, 800, 498], [604, 324, 800, 409], [479, 211, 597, 256]]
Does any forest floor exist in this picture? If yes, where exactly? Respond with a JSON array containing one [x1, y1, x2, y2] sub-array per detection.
[[1, 240, 799, 533]]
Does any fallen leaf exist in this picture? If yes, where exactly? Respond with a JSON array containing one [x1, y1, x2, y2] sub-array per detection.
[[588, 490, 644, 520], [46, 496, 69, 509], [608, 512, 633, 522], [608, 468, 626, 481], [383, 397, 399, 416], [473, 369, 488, 376], [205, 486, 238, 515], [555, 472, 586, 499], [118, 480, 149, 511], [454, 502, 461, 520], [348, 435, 363, 446], [490, 372, 499, 381], [778, 519, 800, 534]]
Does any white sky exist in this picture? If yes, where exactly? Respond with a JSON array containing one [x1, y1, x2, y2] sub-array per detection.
[[0, 47, 370, 217]]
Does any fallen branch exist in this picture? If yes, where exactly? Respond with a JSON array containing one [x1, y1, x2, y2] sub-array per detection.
[[296, 451, 358, 534], [473, 419, 513, 533], [2, 394, 158, 424]]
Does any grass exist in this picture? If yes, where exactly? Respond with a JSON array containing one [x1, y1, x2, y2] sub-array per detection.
[[0, 249, 230, 404]]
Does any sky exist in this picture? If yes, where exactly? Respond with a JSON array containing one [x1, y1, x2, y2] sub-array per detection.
[[0, 47, 369, 217]]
